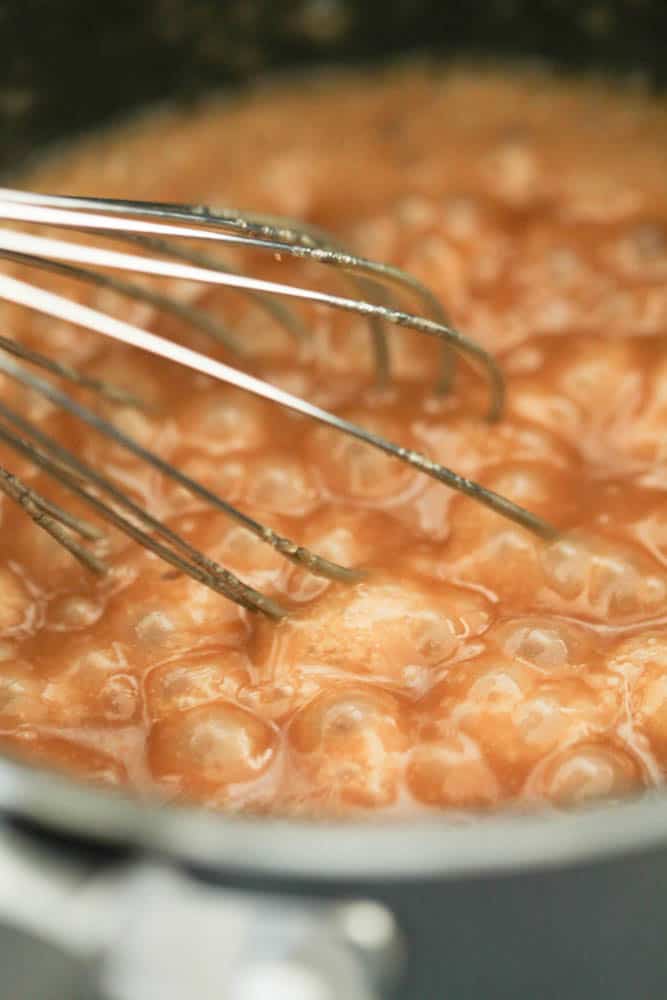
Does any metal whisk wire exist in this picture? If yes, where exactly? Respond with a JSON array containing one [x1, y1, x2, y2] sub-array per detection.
[[0, 188, 557, 618]]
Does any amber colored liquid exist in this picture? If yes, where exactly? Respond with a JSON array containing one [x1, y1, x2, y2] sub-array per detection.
[[2, 65, 667, 817]]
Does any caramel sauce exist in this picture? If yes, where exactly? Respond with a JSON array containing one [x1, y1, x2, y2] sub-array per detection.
[[3, 65, 667, 817]]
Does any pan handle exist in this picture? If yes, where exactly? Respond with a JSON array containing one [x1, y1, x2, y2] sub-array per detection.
[[0, 823, 405, 999]]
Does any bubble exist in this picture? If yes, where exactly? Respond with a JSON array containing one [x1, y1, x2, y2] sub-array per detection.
[[0, 641, 16, 663], [638, 672, 667, 734], [395, 194, 438, 227], [483, 140, 542, 206], [212, 524, 287, 596], [238, 680, 307, 723], [510, 387, 582, 443], [42, 646, 140, 726], [605, 221, 667, 280], [609, 632, 667, 675], [404, 236, 466, 313], [301, 509, 409, 571], [109, 549, 250, 653], [0, 568, 35, 633], [288, 687, 409, 808], [445, 465, 572, 602], [168, 576, 252, 637], [426, 656, 618, 786], [619, 356, 667, 463], [443, 196, 480, 240], [563, 176, 642, 224], [135, 610, 176, 644], [527, 743, 642, 805], [243, 453, 319, 517], [407, 733, 500, 809], [588, 547, 666, 617], [484, 463, 573, 515], [540, 537, 667, 621], [165, 454, 246, 508], [308, 416, 418, 505], [179, 388, 271, 455], [0, 661, 46, 727], [83, 353, 163, 409], [149, 702, 277, 795], [279, 509, 396, 604], [488, 617, 594, 671], [46, 594, 103, 631], [0, 731, 127, 787], [446, 519, 543, 605], [611, 633, 667, 758], [146, 652, 251, 720], [99, 675, 139, 723], [512, 679, 616, 753], [111, 408, 164, 452], [540, 538, 588, 601], [557, 340, 642, 417], [511, 338, 645, 461], [278, 579, 491, 688], [416, 419, 571, 488]]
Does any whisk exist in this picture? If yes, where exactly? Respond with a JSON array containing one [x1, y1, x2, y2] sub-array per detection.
[[0, 187, 557, 619]]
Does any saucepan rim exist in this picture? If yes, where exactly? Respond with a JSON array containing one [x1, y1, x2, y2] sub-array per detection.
[[1, 746, 666, 881], [3, 12, 667, 884]]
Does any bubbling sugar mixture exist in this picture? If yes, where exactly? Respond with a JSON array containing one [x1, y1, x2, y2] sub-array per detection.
[[3, 64, 667, 817]]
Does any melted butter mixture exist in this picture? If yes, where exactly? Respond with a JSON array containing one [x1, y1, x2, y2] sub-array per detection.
[[3, 65, 667, 817]]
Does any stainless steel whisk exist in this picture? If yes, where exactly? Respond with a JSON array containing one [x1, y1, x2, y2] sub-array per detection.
[[0, 188, 556, 618]]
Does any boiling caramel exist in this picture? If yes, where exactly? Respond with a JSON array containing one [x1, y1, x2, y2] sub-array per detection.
[[2, 64, 667, 817]]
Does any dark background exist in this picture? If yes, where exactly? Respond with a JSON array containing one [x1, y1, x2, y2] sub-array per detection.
[[2, 0, 667, 175]]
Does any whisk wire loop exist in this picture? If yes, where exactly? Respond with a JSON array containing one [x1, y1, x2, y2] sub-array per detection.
[[0, 189, 557, 616]]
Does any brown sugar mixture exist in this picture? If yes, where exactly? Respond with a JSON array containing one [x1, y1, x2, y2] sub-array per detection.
[[3, 64, 667, 817]]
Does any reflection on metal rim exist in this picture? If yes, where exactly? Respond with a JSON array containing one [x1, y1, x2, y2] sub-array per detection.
[[0, 746, 665, 881]]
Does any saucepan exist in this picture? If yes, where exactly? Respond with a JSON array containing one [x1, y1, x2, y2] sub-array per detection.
[[1, 3, 667, 998]]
